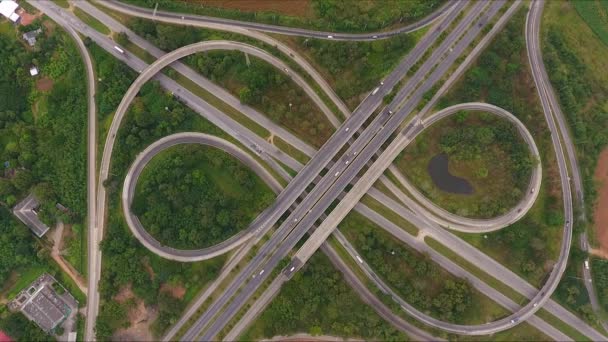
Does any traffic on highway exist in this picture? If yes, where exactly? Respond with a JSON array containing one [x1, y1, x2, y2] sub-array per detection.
[[22, 0, 607, 341]]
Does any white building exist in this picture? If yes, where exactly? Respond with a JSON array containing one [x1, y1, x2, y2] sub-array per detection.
[[29, 66, 38, 76], [0, 0, 20, 23]]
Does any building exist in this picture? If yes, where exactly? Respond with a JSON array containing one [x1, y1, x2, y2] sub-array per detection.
[[29, 66, 38, 76], [0, 0, 20, 23], [12, 194, 50, 237], [22, 28, 42, 46], [8, 274, 78, 334]]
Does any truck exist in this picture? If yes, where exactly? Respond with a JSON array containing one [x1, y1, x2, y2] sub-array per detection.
[[372, 87, 380, 95], [113, 46, 125, 54], [356, 256, 363, 263]]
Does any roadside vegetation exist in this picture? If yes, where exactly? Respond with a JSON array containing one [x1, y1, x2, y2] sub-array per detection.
[[124, 18, 335, 147], [543, 1, 608, 224], [341, 212, 507, 325], [397, 111, 534, 219], [133, 144, 275, 249], [122, 0, 444, 33], [242, 252, 408, 341], [542, 0, 608, 325], [187, 51, 334, 148], [572, 0, 608, 47], [276, 32, 419, 109], [0, 16, 88, 276], [96, 76, 246, 339], [0, 19, 87, 224], [433, 7, 563, 288]]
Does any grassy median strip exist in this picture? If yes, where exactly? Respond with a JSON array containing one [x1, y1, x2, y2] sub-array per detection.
[[73, 7, 111, 35], [425, 236, 527, 304], [535, 309, 591, 341], [360, 195, 418, 236], [274, 136, 310, 165]]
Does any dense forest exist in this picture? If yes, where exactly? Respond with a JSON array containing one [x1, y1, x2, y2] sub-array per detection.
[[0, 208, 39, 286], [124, 0, 443, 33], [132, 144, 275, 249], [0, 19, 87, 225], [243, 253, 409, 341]]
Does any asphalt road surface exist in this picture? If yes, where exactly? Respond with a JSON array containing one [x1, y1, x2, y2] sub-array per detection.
[[104, 0, 454, 41]]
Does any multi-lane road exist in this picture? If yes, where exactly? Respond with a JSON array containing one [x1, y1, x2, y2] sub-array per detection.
[[31, 0, 604, 341]]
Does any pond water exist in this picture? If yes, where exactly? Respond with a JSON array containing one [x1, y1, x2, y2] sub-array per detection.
[[427, 154, 474, 195]]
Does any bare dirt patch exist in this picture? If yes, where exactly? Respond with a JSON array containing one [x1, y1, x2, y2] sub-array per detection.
[[36, 77, 54, 92], [594, 148, 608, 254], [112, 299, 158, 342], [17, 9, 40, 26], [114, 284, 135, 303], [185, 0, 312, 17], [160, 283, 186, 300]]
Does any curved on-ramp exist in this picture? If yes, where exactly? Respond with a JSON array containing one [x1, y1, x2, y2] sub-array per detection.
[[104, 0, 454, 41], [394, 102, 543, 233], [98, 39, 340, 264], [122, 133, 282, 262]]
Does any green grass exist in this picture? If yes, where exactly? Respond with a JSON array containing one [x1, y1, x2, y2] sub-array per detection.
[[396, 111, 534, 219], [51, 0, 70, 8], [536, 309, 591, 341], [360, 194, 418, 236], [64, 224, 87, 276], [274, 136, 310, 165], [73, 7, 111, 35], [572, 0, 608, 47], [5, 266, 46, 300]]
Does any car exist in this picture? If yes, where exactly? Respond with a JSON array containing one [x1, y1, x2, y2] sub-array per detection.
[[259, 270, 265, 275], [334, 171, 340, 177], [284, 68, 289, 72], [533, 302, 538, 307], [389, 110, 394, 114], [345, 127, 350, 132], [510, 319, 515, 324], [327, 35, 334, 39], [380, 80, 384, 85], [293, 218, 299, 223], [585, 260, 590, 270], [289, 266, 295, 272], [353, 151, 358, 156], [345, 160, 349, 165]]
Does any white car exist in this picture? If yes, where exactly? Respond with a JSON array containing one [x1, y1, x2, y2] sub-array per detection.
[[585, 260, 590, 270], [327, 35, 334, 39]]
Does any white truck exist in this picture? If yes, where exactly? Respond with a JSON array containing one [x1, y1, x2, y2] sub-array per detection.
[[113, 46, 125, 54]]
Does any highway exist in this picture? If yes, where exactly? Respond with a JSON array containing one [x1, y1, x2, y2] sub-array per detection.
[[51, 20, 100, 342], [190, 2, 506, 340], [103, 0, 454, 41], [73, 0, 341, 131], [122, 132, 283, 262], [35, 0, 604, 338]]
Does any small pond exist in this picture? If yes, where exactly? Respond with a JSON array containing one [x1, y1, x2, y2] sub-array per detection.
[[427, 154, 474, 195]]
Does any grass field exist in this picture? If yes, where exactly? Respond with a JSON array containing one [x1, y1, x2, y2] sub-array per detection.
[[572, 0, 608, 47], [396, 111, 533, 219], [73, 7, 111, 35]]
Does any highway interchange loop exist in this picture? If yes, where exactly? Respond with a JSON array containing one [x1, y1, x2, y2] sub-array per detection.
[[99, 0, 574, 338], [28, 0, 599, 340], [122, 133, 283, 262]]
